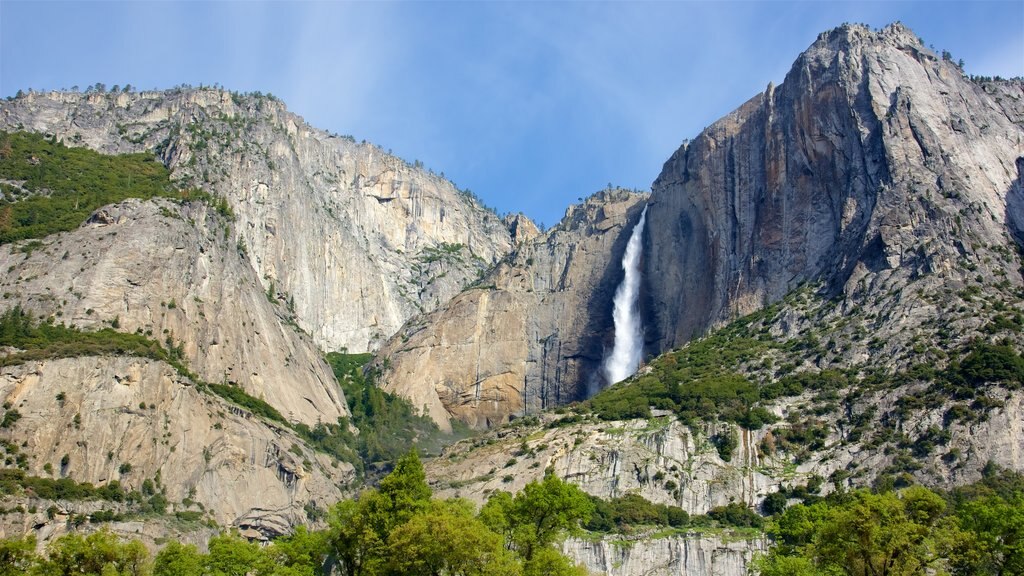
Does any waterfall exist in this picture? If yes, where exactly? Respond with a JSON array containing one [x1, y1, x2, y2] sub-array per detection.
[[600, 204, 648, 387]]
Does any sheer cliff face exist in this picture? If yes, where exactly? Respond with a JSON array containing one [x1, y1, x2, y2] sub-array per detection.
[[647, 23, 1024, 351], [377, 190, 649, 429], [0, 89, 514, 353]]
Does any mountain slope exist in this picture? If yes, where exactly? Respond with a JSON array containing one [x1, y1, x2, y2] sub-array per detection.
[[0, 355, 352, 536], [0, 197, 346, 425], [0, 88, 518, 353]]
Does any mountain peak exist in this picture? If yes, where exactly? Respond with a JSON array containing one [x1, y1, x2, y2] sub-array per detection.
[[809, 21, 922, 53]]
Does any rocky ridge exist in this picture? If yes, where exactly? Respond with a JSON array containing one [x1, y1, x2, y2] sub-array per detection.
[[415, 22, 1024, 575], [0, 88, 519, 353], [427, 362, 1024, 513], [376, 24, 1024, 431], [562, 534, 763, 576]]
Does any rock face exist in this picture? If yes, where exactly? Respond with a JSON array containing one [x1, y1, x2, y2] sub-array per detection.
[[427, 383, 1024, 514], [0, 88, 517, 353], [376, 190, 649, 429], [0, 356, 351, 532], [0, 199, 346, 426], [563, 534, 764, 576], [646, 23, 1024, 352]]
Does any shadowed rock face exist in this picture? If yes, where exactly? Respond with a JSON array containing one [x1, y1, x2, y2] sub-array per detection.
[[377, 190, 649, 429], [646, 23, 1024, 352]]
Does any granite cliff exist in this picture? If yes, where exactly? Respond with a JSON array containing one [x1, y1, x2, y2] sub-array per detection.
[[646, 23, 1024, 355], [0, 87, 520, 542], [0, 198, 346, 426], [414, 22, 1024, 575], [0, 356, 352, 539], [0, 88, 518, 354]]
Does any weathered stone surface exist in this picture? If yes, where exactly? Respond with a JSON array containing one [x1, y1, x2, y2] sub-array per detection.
[[0, 199, 346, 425], [646, 23, 1024, 353], [0, 88, 518, 353], [377, 190, 649, 429], [563, 534, 764, 576], [503, 212, 542, 245], [427, 385, 1024, 510], [0, 501, 222, 552], [0, 356, 351, 530]]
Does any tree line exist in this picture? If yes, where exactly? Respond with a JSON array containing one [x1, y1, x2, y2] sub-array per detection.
[[0, 452, 592, 576]]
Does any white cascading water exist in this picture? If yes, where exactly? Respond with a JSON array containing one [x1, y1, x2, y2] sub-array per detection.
[[601, 204, 648, 386]]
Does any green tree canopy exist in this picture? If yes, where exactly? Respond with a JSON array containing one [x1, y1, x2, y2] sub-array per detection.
[[481, 473, 593, 562], [386, 500, 520, 576], [152, 541, 203, 576], [33, 530, 149, 576], [0, 534, 37, 576]]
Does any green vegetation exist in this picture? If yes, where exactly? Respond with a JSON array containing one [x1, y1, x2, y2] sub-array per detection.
[[480, 472, 594, 565], [0, 453, 592, 576], [201, 383, 285, 425], [583, 491, 774, 536], [755, 464, 1024, 576], [0, 306, 188, 374], [0, 469, 127, 502], [586, 302, 785, 427], [945, 340, 1024, 390], [585, 281, 1023, 440], [585, 493, 689, 533], [0, 131, 227, 244], [6, 530, 148, 576], [0, 468, 175, 520], [418, 242, 467, 264], [323, 352, 458, 472]]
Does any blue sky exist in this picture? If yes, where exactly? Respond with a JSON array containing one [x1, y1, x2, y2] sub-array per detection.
[[2, 2, 1022, 227]]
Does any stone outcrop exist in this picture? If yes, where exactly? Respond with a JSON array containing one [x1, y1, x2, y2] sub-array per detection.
[[0, 88, 519, 353], [0, 356, 351, 531], [427, 381, 1024, 512], [376, 190, 649, 429], [563, 534, 764, 576], [503, 212, 542, 245], [646, 23, 1024, 353], [0, 199, 345, 425]]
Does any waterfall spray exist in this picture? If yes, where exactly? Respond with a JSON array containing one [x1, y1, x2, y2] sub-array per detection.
[[601, 204, 648, 387]]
